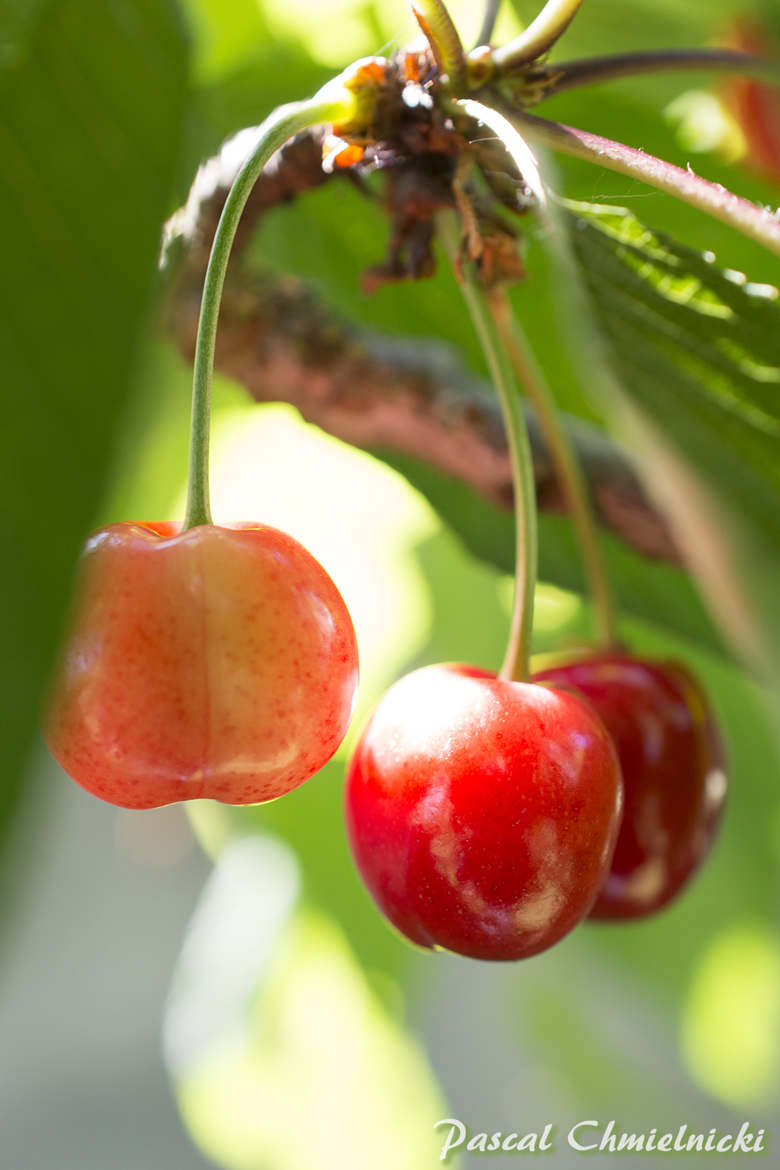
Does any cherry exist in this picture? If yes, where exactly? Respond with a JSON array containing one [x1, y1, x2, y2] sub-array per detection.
[[344, 663, 623, 960], [534, 652, 726, 920], [45, 521, 358, 809]]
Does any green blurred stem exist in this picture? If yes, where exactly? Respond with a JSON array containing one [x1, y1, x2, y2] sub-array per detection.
[[492, 0, 583, 72], [183, 90, 356, 530], [541, 49, 780, 97], [490, 290, 619, 649], [476, 0, 502, 47], [451, 97, 618, 645], [411, 0, 467, 92], [440, 216, 538, 682]]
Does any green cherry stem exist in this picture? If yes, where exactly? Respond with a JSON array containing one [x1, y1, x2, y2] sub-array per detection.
[[183, 87, 358, 531], [489, 290, 619, 649], [411, 0, 467, 92], [540, 49, 780, 97], [440, 215, 538, 682], [492, 0, 583, 73], [454, 96, 617, 646], [475, 0, 502, 48]]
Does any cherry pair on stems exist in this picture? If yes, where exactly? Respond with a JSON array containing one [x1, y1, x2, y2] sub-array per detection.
[[346, 652, 726, 960]]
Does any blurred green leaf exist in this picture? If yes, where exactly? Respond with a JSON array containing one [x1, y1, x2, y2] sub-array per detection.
[[165, 837, 449, 1170], [682, 923, 780, 1110], [380, 451, 728, 656], [178, 0, 269, 82], [192, 757, 415, 979], [0, 0, 47, 64], [0, 0, 189, 865]]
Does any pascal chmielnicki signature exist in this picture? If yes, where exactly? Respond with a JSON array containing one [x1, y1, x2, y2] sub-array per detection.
[[435, 1119, 767, 1161]]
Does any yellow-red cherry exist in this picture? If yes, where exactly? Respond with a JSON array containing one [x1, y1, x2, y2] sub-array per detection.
[[45, 521, 358, 809], [534, 652, 726, 919], [344, 663, 623, 961]]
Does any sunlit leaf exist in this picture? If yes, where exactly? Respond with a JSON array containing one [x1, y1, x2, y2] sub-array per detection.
[[566, 201, 780, 684]]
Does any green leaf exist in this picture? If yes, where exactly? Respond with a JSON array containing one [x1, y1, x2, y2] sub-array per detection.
[[565, 200, 780, 683], [0, 0, 189, 864]]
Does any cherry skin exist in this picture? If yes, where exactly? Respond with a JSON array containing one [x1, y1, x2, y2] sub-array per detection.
[[344, 663, 623, 961], [534, 652, 727, 920], [45, 521, 358, 809]]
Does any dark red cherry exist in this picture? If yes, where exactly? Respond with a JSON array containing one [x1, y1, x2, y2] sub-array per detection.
[[344, 663, 623, 960], [534, 652, 727, 920]]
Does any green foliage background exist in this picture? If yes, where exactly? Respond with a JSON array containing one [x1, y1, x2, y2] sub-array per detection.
[[1, 1, 779, 1167]]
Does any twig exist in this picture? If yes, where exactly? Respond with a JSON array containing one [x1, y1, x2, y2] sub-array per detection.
[[537, 48, 779, 97], [476, 0, 502, 48]]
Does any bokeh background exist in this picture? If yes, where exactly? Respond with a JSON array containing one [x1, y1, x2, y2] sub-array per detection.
[[1, 1, 779, 1167]]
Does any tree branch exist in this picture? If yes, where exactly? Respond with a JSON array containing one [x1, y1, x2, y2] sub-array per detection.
[[537, 49, 779, 98], [170, 273, 677, 564]]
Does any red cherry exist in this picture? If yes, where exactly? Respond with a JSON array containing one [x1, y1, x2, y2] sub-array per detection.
[[344, 663, 623, 960], [45, 521, 358, 809], [534, 652, 727, 920], [720, 19, 780, 187]]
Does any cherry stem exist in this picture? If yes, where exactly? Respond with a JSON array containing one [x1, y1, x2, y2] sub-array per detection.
[[492, 0, 583, 73], [183, 88, 357, 530], [440, 215, 538, 682], [538, 48, 780, 97], [476, 0, 502, 48], [411, 0, 467, 92], [451, 97, 616, 654], [489, 290, 619, 648], [499, 106, 780, 257]]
